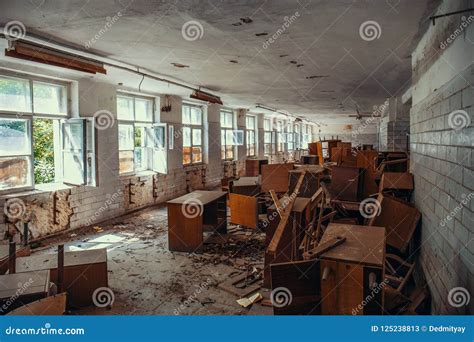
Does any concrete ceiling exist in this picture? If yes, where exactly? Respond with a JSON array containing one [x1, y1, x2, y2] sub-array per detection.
[[0, 0, 437, 122]]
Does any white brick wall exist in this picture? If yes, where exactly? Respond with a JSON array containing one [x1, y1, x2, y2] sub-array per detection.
[[411, 0, 473, 314]]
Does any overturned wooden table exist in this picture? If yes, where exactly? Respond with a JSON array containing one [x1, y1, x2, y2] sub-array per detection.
[[167, 190, 227, 253]]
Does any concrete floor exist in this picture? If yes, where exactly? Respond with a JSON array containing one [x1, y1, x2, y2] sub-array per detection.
[[34, 204, 271, 315]]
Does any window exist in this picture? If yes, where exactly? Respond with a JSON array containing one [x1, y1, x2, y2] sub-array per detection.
[[264, 118, 274, 156], [220, 110, 234, 160], [246, 115, 256, 157], [0, 73, 97, 193], [294, 123, 301, 150], [276, 120, 285, 152], [303, 124, 312, 146], [183, 104, 203, 165], [117, 94, 163, 174], [287, 122, 294, 151]]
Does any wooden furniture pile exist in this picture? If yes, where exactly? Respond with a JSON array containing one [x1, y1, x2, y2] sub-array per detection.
[[167, 149, 428, 315]]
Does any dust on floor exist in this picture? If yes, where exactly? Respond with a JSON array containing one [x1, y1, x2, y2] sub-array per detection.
[[32, 204, 270, 315]]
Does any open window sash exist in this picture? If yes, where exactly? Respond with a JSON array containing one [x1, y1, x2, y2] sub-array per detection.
[[152, 123, 167, 174], [61, 118, 97, 186]]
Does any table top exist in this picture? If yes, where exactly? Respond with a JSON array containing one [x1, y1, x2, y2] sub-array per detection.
[[0, 270, 50, 299], [167, 190, 227, 205], [16, 248, 107, 272], [233, 176, 261, 187], [319, 223, 385, 267]]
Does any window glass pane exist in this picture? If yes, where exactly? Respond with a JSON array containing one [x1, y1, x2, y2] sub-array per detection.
[[183, 146, 192, 164], [221, 111, 233, 128], [117, 96, 134, 120], [221, 130, 226, 146], [118, 124, 134, 150], [154, 126, 165, 149], [33, 119, 55, 184], [33, 81, 67, 115], [225, 130, 233, 146], [134, 126, 145, 148], [191, 107, 202, 125], [192, 147, 202, 163], [134, 147, 148, 171], [183, 127, 191, 147], [247, 116, 255, 129], [119, 150, 134, 174], [0, 76, 31, 113], [182, 106, 191, 124], [135, 98, 153, 122], [0, 156, 32, 190], [0, 118, 30, 156], [264, 119, 270, 131], [192, 128, 202, 146]]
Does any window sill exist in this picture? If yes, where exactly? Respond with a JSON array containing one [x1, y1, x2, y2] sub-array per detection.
[[0, 183, 73, 200], [119, 170, 157, 179]]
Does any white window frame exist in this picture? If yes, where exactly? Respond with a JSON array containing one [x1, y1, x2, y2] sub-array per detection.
[[117, 93, 157, 175], [0, 72, 97, 195], [220, 109, 235, 161], [182, 103, 204, 165], [245, 115, 257, 157]]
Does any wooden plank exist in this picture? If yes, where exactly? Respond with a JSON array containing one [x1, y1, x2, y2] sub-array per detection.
[[267, 172, 305, 254], [270, 259, 321, 315], [261, 163, 294, 193], [7, 293, 67, 316], [218, 272, 261, 298], [368, 194, 420, 252], [269, 190, 283, 216], [229, 193, 258, 229], [303, 236, 346, 260]]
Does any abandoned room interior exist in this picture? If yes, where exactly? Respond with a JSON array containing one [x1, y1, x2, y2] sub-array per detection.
[[0, 0, 472, 317]]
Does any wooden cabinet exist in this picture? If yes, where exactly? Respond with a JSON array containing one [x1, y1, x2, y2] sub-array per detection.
[[319, 223, 386, 315], [167, 191, 227, 253], [245, 158, 268, 177]]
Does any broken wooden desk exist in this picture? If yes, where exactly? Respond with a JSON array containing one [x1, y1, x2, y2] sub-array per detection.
[[263, 197, 312, 288], [167, 190, 227, 253], [0, 270, 51, 313], [15, 248, 108, 307]]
